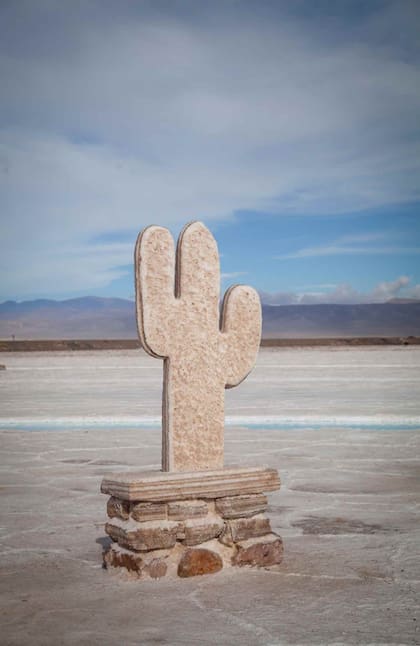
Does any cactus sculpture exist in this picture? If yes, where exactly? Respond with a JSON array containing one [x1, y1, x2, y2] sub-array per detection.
[[135, 221, 262, 472]]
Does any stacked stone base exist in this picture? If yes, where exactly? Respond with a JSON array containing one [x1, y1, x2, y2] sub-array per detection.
[[101, 467, 283, 579]]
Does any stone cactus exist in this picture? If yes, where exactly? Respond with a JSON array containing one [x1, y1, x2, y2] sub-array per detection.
[[135, 221, 261, 472]]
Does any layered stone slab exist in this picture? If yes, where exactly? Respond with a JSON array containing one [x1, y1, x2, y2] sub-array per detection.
[[215, 493, 268, 519], [101, 466, 280, 502]]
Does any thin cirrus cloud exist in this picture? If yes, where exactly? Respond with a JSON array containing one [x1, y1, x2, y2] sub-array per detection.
[[0, 1, 419, 300], [277, 234, 420, 260], [260, 276, 420, 306]]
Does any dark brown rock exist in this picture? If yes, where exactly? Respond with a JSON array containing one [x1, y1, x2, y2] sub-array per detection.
[[107, 496, 130, 520], [178, 548, 223, 577], [103, 545, 144, 573], [105, 520, 179, 551], [232, 533, 284, 567], [168, 499, 208, 521], [181, 516, 224, 546], [131, 501, 167, 522], [215, 494, 267, 519]]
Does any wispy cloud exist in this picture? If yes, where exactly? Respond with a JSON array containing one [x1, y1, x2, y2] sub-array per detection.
[[1, 2, 420, 298], [278, 233, 420, 259], [260, 275, 420, 305]]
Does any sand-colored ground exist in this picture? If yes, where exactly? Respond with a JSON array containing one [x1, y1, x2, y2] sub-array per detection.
[[1, 426, 419, 645]]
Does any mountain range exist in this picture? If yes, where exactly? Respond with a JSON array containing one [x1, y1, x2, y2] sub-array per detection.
[[0, 296, 419, 340]]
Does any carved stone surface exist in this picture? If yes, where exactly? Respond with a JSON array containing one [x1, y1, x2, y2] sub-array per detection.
[[232, 534, 284, 567], [178, 548, 223, 577], [100, 219, 283, 579], [107, 496, 130, 520], [105, 519, 179, 552], [135, 221, 261, 472], [215, 494, 268, 519], [167, 500, 208, 521], [131, 502, 167, 522], [181, 516, 224, 546], [101, 466, 280, 502]]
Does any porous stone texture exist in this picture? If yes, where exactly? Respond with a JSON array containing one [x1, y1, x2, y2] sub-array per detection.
[[104, 544, 169, 579], [221, 515, 272, 544], [232, 534, 284, 567], [131, 501, 167, 522], [103, 544, 144, 573], [135, 221, 262, 472], [105, 519, 179, 551], [168, 499, 208, 520], [107, 496, 130, 520], [181, 515, 224, 546], [177, 548, 223, 578], [215, 493, 267, 519], [145, 557, 168, 579]]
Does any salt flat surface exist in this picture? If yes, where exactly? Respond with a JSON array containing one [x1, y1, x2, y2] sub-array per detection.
[[0, 347, 419, 644], [1, 346, 420, 427], [0, 427, 419, 645]]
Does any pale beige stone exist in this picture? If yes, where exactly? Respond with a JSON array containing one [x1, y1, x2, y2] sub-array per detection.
[[131, 501, 167, 522], [105, 518, 179, 552], [167, 499, 208, 521], [135, 221, 261, 472], [215, 494, 268, 519], [181, 515, 224, 546], [101, 466, 280, 502], [107, 496, 130, 520]]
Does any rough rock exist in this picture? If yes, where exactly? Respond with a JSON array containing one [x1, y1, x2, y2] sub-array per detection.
[[167, 499, 208, 520], [103, 544, 144, 573], [215, 494, 267, 519], [107, 496, 130, 520], [131, 501, 167, 522], [177, 548, 223, 577], [181, 515, 224, 546], [105, 519, 179, 551], [229, 515, 271, 542], [232, 533, 284, 567], [145, 558, 168, 579]]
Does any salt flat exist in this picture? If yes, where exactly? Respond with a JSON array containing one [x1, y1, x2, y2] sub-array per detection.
[[0, 347, 419, 645], [1, 346, 420, 424]]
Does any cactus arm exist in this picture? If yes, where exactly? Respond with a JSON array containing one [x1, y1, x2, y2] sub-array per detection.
[[176, 221, 220, 310], [134, 225, 176, 358], [219, 284, 262, 388]]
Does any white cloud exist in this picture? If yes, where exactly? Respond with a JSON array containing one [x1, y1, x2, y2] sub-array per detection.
[[260, 276, 420, 305], [278, 233, 420, 259], [1, 1, 420, 298]]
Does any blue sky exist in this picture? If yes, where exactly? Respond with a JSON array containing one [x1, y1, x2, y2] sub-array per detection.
[[0, 0, 419, 304]]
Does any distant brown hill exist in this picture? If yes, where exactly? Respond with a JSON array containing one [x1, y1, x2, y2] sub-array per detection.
[[0, 296, 419, 340]]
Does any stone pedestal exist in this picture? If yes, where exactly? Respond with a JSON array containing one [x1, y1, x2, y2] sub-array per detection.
[[101, 466, 283, 579]]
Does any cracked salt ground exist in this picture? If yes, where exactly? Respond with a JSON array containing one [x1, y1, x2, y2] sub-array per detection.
[[0, 347, 419, 644]]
